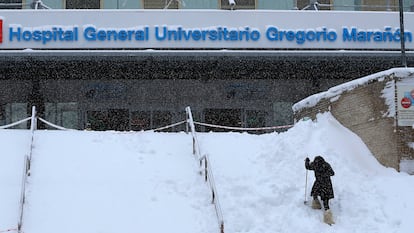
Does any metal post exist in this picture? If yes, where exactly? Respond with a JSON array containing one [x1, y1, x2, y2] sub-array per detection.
[[204, 158, 208, 182], [185, 112, 189, 134], [399, 0, 408, 67], [30, 106, 37, 131], [193, 137, 196, 155]]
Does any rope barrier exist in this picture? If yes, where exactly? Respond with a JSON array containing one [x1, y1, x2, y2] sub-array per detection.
[[38, 117, 74, 131], [0, 228, 18, 233], [152, 120, 186, 131], [0, 117, 31, 129], [193, 121, 294, 131]]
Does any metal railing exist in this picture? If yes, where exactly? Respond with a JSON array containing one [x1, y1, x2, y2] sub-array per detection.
[[17, 106, 36, 233], [0, 106, 73, 232], [185, 106, 225, 233]]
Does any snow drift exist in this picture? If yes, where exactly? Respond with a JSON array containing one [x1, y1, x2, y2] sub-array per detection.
[[1, 112, 414, 233]]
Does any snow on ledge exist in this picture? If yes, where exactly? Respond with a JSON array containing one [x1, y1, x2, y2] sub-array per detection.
[[292, 67, 414, 112]]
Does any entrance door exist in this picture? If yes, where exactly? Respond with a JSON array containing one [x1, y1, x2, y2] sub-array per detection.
[[204, 108, 242, 132]]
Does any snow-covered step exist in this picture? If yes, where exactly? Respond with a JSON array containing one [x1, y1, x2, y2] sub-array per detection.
[[20, 130, 217, 233], [0, 130, 31, 232]]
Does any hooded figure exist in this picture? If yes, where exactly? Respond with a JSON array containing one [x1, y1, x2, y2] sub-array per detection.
[[305, 156, 335, 225]]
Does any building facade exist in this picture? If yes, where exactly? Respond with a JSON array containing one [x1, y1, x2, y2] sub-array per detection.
[[0, 1, 414, 131], [1, 0, 414, 11]]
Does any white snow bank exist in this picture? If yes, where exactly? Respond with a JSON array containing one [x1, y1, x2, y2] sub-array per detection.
[[1, 112, 414, 233]]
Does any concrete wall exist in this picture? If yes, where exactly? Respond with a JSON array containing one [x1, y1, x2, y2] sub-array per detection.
[[294, 71, 414, 171]]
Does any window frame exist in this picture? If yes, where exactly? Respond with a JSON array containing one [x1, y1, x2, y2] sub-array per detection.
[[142, 0, 179, 9]]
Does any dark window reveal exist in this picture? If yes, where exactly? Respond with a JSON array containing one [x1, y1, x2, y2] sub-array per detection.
[[0, 0, 22, 9]]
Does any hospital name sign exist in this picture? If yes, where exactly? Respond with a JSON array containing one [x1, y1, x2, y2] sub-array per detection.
[[7, 25, 412, 45]]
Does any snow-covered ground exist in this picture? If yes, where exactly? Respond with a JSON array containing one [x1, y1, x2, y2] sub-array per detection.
[[1, 112, 414, 233]]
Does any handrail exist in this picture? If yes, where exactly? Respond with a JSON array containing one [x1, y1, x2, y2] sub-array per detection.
[[200, 154, 224, 233], [185, 106, 225, 233], [18, 106, 37, 232]]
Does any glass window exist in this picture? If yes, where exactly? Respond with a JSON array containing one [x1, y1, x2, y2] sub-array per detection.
[[246, 110, 266, 128], [221, 0, 255, 10], [273, 102, 293, 126], [144, 0, 179, 9], [12, 103, 28, 129], [86, 111, 107, 131], [131, 111, 151, 131], [297, 0, 332, 10], [66, 0, 100, 9], [192, 111, 202, 131], [3, 103, 27, 129], [204, 108, 242, 132], [361, 0, 397, 11], [86, 109, 129, 131], [58, 103, 78, 129], [108, 109, 130, 131], [0, 104, 5, 126], [45, 102, 79, 129], [153, 111, 172, 131], [45, 103, 56, 128], [0, 0, 22, 9]]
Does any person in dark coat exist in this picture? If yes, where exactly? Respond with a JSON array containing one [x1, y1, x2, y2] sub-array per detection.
[[305, 156, 335, 225]]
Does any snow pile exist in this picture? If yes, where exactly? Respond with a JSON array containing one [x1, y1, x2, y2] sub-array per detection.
[[202, 112, 414, 233], [1, 112, 414, 233]]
